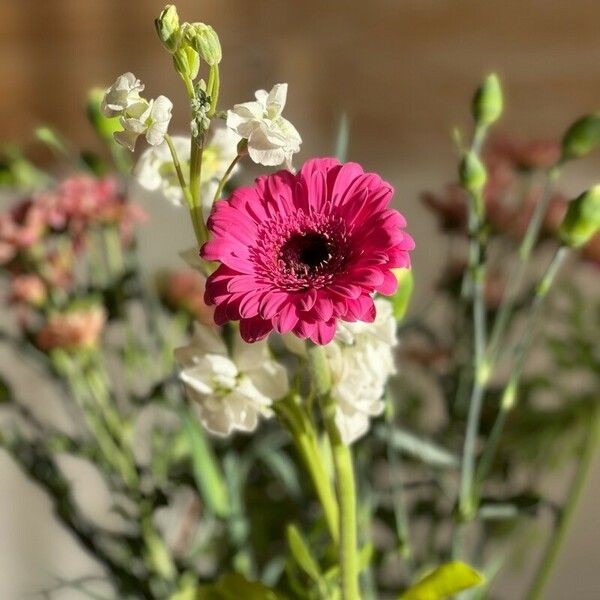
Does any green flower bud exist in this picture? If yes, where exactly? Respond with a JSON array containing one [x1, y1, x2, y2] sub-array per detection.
[[183, 22, 222, 65], [155, 4, 181, 52], [472, 73, 503, 126], [173, 45, 200, 81], [560, 113, 600, 162], [559, 185, 600, 247], [459, 150, 487, 196]]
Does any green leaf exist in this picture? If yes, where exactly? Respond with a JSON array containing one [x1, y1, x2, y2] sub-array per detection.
[[399, 561, 484, 600], [390, 268, 414, 321], [376, 426, 460, 470], [181, 409, 230, 518], [258, 448, 301, 499], [286, 524, 323, 584], [196, 573, 286, 600]]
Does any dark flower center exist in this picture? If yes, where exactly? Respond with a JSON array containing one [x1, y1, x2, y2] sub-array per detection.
[[280, 232, 332, 272]]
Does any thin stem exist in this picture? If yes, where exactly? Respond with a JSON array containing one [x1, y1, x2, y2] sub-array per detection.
[[213, 154, 242, 205], [308, 343, 361, 600], [474, 246, 569, 492], [526, 409, 599, 600], [164, 134, 191, 202], [274, 395, 340, 545], [487, 166, 561, 362], [458, 159, 489, 522]]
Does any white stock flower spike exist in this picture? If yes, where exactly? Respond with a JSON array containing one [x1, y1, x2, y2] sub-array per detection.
[[175, 323, 289, 436], [226, 83, 301, 168]]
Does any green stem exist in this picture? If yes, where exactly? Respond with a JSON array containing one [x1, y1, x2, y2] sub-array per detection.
[[486, 165, 561, 362], [208, 65, 220, 117], [526, 409, 599, 600], [213, 154, 242, 205], [308, 343, 361, 600], [189, 139, 208, 243], [164, 134, 191, 201], [275, 395, 340, 545], [458, 176, 489, 522], [474, 246, 569, 493]]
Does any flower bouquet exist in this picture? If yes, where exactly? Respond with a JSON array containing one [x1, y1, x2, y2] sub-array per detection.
[[1, 4, 599, 599]]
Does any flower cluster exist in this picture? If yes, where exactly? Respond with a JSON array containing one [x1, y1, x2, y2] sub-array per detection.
[[0, 175, 145, 350], [227, 83, 302, 168], [35, 304, 106, 352], [175, 323, 289, 435], [102, 73, 173, 151]]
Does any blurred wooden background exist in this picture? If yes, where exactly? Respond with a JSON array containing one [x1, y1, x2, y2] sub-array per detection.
[[0, 1, 599, 598]]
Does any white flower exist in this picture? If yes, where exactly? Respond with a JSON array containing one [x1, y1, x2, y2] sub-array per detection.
[[114, 95, 173, 151], [101, 72, 145, 117], [134, 135, 190, 205], [326, 299, 398, 445], [134, 127, 240, 211], [227, 83, 301, 167], [175, 323, 289, 436]]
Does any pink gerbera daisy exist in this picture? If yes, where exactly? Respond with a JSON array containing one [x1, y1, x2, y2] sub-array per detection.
[[202, 157, 414, 344]]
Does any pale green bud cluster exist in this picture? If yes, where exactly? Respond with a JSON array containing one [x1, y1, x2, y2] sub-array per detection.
[[560, 113, 600, 162], [182, 22, 222, 66], [559, 185, 600, 247], [472, 73, 503, 127], [155, 4, 222, 85], [173, 45, 200, 81]]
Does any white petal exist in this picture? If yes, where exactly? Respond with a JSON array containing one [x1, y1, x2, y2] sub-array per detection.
[[114, 129, 141, 151], [266, 83, 288, 117]]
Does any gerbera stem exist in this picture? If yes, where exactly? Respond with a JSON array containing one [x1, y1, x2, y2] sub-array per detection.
[[308, 342, 361, 600], [274, 395, 340, 545]]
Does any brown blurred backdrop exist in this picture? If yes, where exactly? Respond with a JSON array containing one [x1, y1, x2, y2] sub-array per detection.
[[1, 1, 599, 598]]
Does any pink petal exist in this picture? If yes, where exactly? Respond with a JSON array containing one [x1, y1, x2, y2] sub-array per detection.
[[240, 316, 273, 343]]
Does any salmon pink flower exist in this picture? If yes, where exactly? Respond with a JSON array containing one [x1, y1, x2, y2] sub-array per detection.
[[202, 158, 414, 344]]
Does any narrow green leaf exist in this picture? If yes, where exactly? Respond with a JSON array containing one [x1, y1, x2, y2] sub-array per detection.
[[376, 426, 460, 469], [259, 450, 301, 499], [334, 113, 350, 162], [286, 524, 323, 584], [399, 561, 484, 600], [181, 409, 230, 518], [35, 125, 71, 158]]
